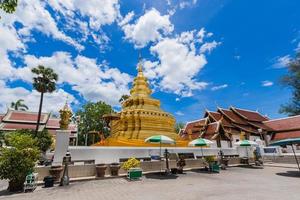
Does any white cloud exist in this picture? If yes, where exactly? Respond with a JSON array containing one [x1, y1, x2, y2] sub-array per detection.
[[211, 84, 228, 91], [48, 0, 120, 31], [200, 41, 220, 54], [175, 111, 184, 116], [143, 28, 219, 97], [121, 8, 174, 48], [273, 55, 291, 68], [0, 80, 76, 113], [262, 80, 273, 87], [1, 0, 83, 50], [175, 98, 180, 102], [118, 11, 135, 26], [15, 52, 132, 106], [0, 24, 25, 80], [179, 0, 198, 9]]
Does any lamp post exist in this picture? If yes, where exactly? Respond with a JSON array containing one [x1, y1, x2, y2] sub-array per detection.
[[60, 151, 71, 186]]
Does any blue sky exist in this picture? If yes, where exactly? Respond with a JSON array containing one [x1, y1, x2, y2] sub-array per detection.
[[0, 0, 299, 123]]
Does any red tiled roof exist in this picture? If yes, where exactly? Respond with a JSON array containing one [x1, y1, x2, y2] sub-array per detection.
[[0, 122, 45, 131], [206, 111, 222, 121], [3, 110, 49, 124], [46, 118, 60, 128], [233, 123, 259, 134], [206, 122, 219, 135], [0, 114, 4, 123], [218, 108, 248, 125], [46, 118, 77, 132], [273, 130, 300, 141], [264, 115, 300, 132], [231, 107, 269, 122], [248, 121, 272, 131], [205, 111, 233, 127], [182, 118, 207, 133]]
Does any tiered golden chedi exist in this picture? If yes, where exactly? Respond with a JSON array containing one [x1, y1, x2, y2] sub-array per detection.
[[97, 60, 187, 147]]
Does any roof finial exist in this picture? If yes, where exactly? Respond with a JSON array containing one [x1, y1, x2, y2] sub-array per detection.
[[138, 52, 143, 72]]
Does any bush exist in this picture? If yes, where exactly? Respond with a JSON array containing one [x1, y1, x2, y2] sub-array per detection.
[[121, 158, 140, 170], [6, 129, 52, 152], [205, 155, 217, 163], [0, 133, 40, 191]]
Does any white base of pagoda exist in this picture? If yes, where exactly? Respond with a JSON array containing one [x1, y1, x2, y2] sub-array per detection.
[[52, 130, 70, 166]]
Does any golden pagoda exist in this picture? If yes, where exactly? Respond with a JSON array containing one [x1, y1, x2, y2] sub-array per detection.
[[96, 57, 188, 147]]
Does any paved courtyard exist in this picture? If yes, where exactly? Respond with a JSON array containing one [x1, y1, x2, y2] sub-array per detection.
[[0, 166, 299, 200]]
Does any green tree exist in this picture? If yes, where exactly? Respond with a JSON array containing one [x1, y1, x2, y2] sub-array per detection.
[[10, 99, 29, 111], [279, 52, 300, 116], [32, 65, 58, 134], [6, 129, 52, 153], [0, 133, 39, 192], [76, 101, 113, 145], [119, 94, 130, 104], [175, 122, 185, 134], [0, 0, 18, 14]]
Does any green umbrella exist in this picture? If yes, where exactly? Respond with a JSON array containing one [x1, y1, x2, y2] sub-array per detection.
[[235, 140, 258, 147], [188, 138, 214, 158], [145, 135, 175, 144], [270, 138, 300, 171], [234, 140, 258, 158], [145, 135, 175, 173]]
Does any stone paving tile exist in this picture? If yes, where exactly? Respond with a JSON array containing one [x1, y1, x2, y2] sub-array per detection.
[[0, 167, 299, 200]]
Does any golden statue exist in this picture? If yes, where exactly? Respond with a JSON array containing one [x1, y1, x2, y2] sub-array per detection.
[[59, 102, 72, 130], [96, 57, 188, 147]]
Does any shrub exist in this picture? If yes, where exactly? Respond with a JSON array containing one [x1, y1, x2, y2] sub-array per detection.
[[121, 158, 140, 170], [6, 129, 52, 153], [0, 133, 40, 191], [205, 155, 217, 163]]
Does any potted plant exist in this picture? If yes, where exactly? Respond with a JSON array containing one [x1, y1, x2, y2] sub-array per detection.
[[96, 163, 107, 178], [49, 165, 63, 182], [0, 134, 40, 192], [109, 162, 121, 176], [121, 158, 142, 180], [205, 156, 219, 173]]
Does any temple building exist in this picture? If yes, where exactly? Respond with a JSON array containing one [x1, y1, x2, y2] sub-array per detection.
[[179, 107, 300, 147], [98, 59, 186, 147], [0, 109, 78, 145]]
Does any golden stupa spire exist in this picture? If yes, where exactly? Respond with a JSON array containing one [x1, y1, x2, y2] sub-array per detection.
[[130, 54, 152, 97]]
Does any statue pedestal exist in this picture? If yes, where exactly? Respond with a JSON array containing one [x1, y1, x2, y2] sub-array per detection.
[[52, 130, 70, 166]]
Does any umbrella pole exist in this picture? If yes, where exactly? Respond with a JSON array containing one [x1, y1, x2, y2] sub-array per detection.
[[201, 147, 204, 158], [160, 140, 162, 174], [291, 144, 300, 171]]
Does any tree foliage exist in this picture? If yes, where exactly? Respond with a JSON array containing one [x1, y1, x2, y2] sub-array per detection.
[[279, 52, 300, 116], [119, 94, 130, 104], [76, 101, 113, 145], [32, 65, 58, 94], [32, 65, 58, 134], [175, 122, 185, 134], [0, 133, 39, 191], [10, 99, 29, 111], [5, 129, 52, 152], [0, 0, 18, 14]]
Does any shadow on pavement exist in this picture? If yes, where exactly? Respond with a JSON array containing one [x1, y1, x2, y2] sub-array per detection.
[[145, 172, 178, 180], [235, 165, 264, 169], [276, 171, 300, 178], [0, 189, 24, 197]]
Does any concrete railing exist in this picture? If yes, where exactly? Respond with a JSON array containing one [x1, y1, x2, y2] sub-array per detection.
[[34, 157, 243, 182]]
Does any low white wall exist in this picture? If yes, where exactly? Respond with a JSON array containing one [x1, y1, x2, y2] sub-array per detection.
[[68, 146, 239, 164]]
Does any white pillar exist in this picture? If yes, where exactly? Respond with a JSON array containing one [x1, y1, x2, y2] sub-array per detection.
[[52, 130, 70, 166]]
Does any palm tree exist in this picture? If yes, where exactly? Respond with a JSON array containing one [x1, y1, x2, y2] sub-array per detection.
[[10, 99, 29, 111], [32, 65, 58, 134]]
